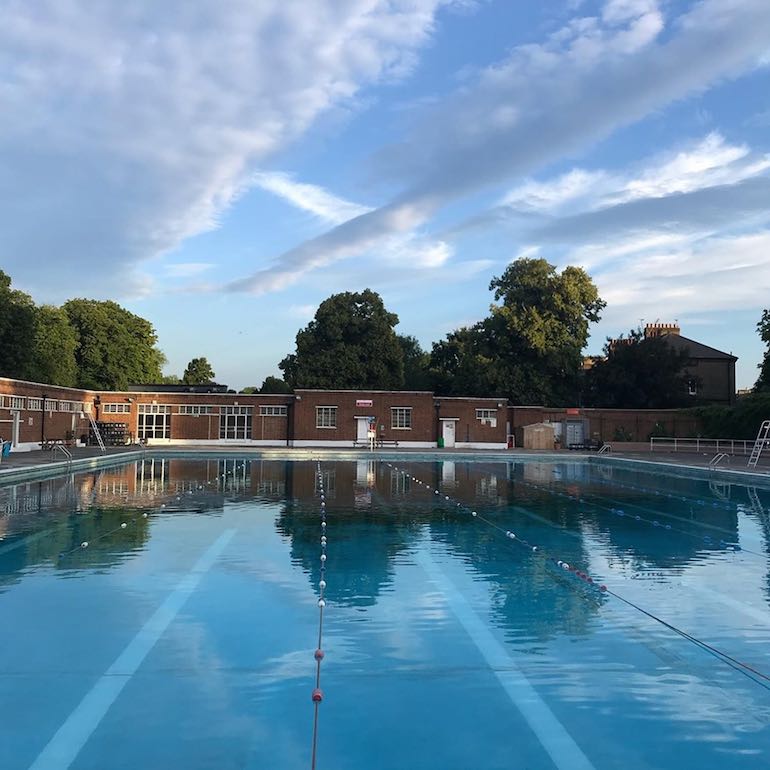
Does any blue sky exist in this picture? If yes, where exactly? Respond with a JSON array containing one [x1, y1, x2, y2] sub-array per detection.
[[2, 0, 769, 390]]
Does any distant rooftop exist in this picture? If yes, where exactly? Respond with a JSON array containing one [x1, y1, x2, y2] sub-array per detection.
[[127, 383, 231, 393]]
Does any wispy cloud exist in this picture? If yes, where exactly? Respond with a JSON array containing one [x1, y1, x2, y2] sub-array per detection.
[[227, 0, 770, 294], [0, 0, 453, 298], [594, 230, 770, 319], [502, 133, 769, 215], [252, 171, 372, 225]]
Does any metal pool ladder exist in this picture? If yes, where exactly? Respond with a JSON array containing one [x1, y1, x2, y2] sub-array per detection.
[[52, 444, 72, 465], [709, 452, 729, 468], [747, 420, 770, 469]]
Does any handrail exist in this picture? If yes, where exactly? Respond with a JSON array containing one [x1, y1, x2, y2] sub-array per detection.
[[51, 444, 73, 464], [650, 437, 754, 455], [598, 443, 612, 454], [708, 452, 729, 467]]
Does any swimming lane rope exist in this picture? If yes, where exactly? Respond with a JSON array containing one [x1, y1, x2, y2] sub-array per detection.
[[386, 462, 770, 692], [311, 460, 328, 770]]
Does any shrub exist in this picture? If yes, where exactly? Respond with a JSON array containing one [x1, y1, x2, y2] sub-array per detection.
[[613, 426, 633, 442]]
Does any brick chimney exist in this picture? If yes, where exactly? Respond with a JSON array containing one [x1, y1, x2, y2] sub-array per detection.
[[644, 322, 680, 338]]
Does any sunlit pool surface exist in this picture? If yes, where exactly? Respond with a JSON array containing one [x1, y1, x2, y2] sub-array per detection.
[[1, 456, 769, 770]]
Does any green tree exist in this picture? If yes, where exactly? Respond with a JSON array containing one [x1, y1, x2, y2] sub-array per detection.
[[398, 335, 432, 390], [487, 258, 606, 404], [279, 289, 404, 389], [0, 270, 37, 379], [429, 258, 605, 403], [259, 375, 291, 394], [28, 305, 78, 387], [583, 328, 692, 408], [239, 386, 258, 394], [182, 357, 215, 385], [755, 309, 770, 391], [429, 324, 498, 396], [64, 299, 165, 389]]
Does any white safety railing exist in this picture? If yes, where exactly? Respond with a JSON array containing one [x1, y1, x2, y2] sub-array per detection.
[[708, 453, 729, 467], [650, 437, 754, 455]]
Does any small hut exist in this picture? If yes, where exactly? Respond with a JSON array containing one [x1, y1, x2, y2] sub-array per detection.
[[521, 422, 556, 450]]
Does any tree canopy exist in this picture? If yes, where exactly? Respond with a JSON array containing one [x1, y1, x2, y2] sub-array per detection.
[[280, 290, 404, 389], [583, 328, 693, 408], [259, 375, 291, 393], [28, 305, 78, 387], [429, 258, 605, 404], [183, 357, 215, 385], [755, 309, 770, 392], [398, 335, 431, 391], [63, 299, 165, 390], [0, 270, 37, 380]]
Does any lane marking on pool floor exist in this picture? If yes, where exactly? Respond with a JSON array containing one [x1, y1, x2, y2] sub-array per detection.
[[414, 549, 597, 770], [28, 528, 237, 770]]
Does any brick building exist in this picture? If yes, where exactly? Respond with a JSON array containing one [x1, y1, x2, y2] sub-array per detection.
[[0, 378, 507, 450], [643, 324, 737, 406]]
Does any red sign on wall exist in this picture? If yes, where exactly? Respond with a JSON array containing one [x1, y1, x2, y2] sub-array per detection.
[[355, 399, 373, 407], [566, 408, 580, 415]]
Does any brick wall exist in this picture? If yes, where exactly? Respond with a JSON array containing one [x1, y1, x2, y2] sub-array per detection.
[[434, 397, 507, 445], [293, 390, 436, 444], [509, 406, 701, 445], [0, 377, 94, 448]]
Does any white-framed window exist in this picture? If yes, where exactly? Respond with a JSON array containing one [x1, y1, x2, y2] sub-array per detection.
[[9, 396, 25, 410], [28, 397, 42, 410], [476, 408, 498, 428], [391, 407, 412, 429], [103, 403, 132, 413], [260, 405, 287, 417], [138, 404, 172, 414], [688, 379, 698, 396], [44, 399, 57, 411], [177, 405, 214, 415], [220, 406, 252, 439], [59, 400, 75, 412], [138, 404, 171, 439], [316, 406, 337, 429]]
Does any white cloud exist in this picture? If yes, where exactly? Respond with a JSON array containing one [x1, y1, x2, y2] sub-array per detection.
[[501, 133, 770, 222], [0, 0, 454, 298], [227, 0, 770, 294], [252, 171, 372, 225], [594, 230, 770, 317], [502, 169, 609, 213]]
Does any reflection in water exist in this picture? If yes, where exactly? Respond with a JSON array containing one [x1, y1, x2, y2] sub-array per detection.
[[1, 457, 770, 769]]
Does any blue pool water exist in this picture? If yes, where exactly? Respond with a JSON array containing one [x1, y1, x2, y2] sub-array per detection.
[[1, 456, 769, 769]]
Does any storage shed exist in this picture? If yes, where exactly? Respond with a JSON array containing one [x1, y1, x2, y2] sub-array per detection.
[[521, 422, 556, 450]]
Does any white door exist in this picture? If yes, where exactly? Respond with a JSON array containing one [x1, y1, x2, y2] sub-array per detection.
[[442, 420, 456, 448], [356, 418, 369, 442]]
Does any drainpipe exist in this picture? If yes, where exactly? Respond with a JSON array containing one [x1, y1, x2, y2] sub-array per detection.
[[434, 400, 441, 447], [41, 393, 47, 444]]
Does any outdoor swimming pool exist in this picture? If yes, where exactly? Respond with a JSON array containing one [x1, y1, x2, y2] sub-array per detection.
[[1, 455, 769, 769]]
